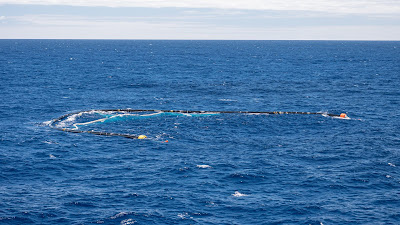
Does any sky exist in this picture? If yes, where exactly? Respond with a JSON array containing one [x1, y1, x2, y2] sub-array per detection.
[[0, 0, 399, 40]]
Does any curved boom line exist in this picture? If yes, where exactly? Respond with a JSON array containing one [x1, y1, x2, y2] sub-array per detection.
[[48, 109, 346, 139]]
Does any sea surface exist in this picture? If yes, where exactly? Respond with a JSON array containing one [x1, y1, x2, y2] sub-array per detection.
[[0, 40, 399, 224]]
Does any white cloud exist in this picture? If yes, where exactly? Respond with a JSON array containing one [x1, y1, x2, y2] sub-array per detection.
[[1, 1, 399, 40], [2, 14, 399, 40], [1, 0, 400, 14]]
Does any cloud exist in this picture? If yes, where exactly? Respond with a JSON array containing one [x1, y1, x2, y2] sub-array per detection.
[[2, 13, 399, 40], [1, 0, 400, 14], [1, 2, 399, 40]]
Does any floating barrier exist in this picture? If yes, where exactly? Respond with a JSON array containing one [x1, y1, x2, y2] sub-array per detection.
[[48, 109, 348, 139]]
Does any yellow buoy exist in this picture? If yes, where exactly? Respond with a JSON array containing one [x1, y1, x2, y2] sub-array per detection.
[[137, 135, 147, 139], [340, 113, 347, 118]]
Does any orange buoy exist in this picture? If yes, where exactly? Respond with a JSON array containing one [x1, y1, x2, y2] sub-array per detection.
[[340, 113, 347, 118], [165, 140, 169, 143]]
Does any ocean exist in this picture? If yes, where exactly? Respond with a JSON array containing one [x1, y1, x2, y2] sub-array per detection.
[[0, 40, 399, 224]]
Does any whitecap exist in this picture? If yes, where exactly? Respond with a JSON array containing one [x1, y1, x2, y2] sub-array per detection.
[[232, 191, 248, 197], [49, 154, 56, 158], [111, 212, 129, 219], [388, 163, 396, 167], [197, 165, 212, 169], [177, 213, 188, 219], [43, 140, 59, 145], [219, 99, 237, 102], [120, 218, 136, 225], [177, 212, 193, 219]]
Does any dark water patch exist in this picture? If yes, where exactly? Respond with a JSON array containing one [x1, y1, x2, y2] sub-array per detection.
[[0, 216, 35, 224]]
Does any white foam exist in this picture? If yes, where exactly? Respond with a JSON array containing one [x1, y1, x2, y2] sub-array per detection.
[[321, 113, 351, 120], [73, 117, 108, 129], [140, 112, 162, 117], [71, 112, 140, 129], [335, 116, 351, 120], [177, 213, 192, 219], [43, 140, 59, 145], [219, 99, 237, 102], [42, 120, 52, 126], [232, 191, 248, 197], [197, 165, 212, 168], [247, 113, 269, 115], [120, 219, 136, 225], [49, 154, 56, 158], [57, 112, 83, 128], [388, 163, 396, 167], [111, 212, 129, 219]]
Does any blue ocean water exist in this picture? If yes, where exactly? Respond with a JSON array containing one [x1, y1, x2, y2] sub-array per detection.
[[0, 40, 399, 224]]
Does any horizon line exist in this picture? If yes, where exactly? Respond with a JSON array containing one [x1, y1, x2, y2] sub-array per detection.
[[1, 38, 399, 41]]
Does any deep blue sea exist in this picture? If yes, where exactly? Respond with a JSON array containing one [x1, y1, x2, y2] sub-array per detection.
[[0, 40, 399, 224]]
